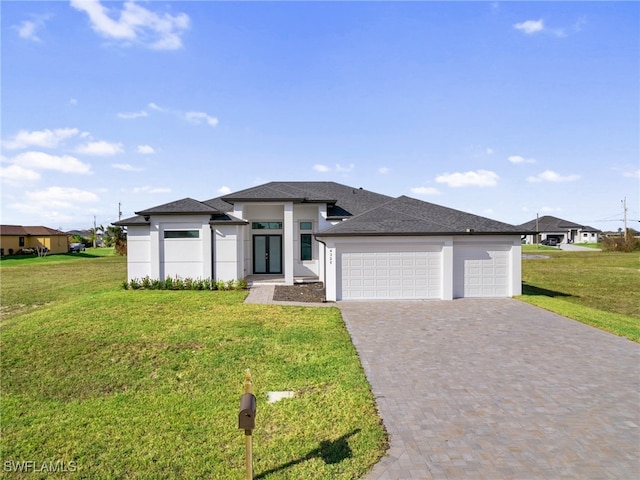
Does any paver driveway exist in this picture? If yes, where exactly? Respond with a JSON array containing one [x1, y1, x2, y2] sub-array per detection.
[[339, 299, 640, 480]]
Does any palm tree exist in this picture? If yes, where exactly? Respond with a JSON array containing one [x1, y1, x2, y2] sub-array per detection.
[[103, 225, 125, 247], [88, 225, 104, 248]]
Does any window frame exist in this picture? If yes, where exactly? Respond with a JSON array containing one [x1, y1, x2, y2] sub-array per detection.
[[300, 233, 313, 261], [163, 230, 200, 239]]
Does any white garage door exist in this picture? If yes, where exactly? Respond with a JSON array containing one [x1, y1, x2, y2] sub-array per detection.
[[454, 246, 510, 298], [340, 249, 441, 300]]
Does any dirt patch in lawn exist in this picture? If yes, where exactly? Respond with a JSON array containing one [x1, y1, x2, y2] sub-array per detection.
[[273, 283, 326, 303]]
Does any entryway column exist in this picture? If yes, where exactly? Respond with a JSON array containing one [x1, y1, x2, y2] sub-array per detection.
[[284, 202, 294, 285]]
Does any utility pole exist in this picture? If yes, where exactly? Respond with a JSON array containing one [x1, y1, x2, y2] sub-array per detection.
[[536, 213, 539, 246], [93, 215, 97, 248], [118, 202, 122, 221], [622, 197, 628, 236]]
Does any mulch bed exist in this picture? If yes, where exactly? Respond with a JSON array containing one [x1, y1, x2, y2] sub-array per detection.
[[273, 282, 326, 303]]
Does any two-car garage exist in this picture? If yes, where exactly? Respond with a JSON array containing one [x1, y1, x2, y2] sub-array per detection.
[[332, 238, 520, 301]]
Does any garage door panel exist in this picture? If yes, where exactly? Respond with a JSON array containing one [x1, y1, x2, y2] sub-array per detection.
[[454, 246, 510, 298], [341, 248, 441, 300]]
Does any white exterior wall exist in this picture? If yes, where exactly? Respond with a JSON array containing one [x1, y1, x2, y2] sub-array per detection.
[[213, 225, 242, 281], [126, 225, 151, 281], [137, 215, 213, 281]]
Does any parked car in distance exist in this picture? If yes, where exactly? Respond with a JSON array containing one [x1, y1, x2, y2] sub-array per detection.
[[541, 238, 559, 246], [69, 243, 85, 253]]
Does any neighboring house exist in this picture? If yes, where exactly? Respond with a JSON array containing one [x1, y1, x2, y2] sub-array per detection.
[[0, 225, 69, 255], [115, 181, 528, 301], [519, 216, 601, 245]]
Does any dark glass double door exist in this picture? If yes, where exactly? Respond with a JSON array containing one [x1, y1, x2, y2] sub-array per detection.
[[253, 235, 282, 274]]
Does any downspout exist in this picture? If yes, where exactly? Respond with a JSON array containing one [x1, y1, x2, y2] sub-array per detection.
[[314, 236, 328, 303]]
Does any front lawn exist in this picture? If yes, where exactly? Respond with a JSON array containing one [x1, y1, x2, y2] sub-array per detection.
[[520, 250, 640, 342], [0, 252, 387, 479]]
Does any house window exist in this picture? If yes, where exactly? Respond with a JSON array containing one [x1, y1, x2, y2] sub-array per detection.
[[300, 234, 312, 261], [19, 237, 25, 247], [164, 230, 199, 239], [252, 222, 282, 230], [300, 221, 312, 231]]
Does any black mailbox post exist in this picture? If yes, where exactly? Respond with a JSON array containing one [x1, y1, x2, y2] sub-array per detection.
[[239, 393, 257, 430]]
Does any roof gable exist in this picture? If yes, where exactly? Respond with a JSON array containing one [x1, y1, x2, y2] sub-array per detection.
[[318, 196, 525, 236]]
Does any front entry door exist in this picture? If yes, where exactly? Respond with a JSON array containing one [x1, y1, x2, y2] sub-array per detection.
[[253, 235, 282, 274]]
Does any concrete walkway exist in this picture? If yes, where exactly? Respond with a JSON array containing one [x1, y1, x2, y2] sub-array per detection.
[[559, 244, 601, 251], [244, 284, 333, 307], [340, 299, 639, 480]]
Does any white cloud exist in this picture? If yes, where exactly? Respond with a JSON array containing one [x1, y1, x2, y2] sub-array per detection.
[[541, 206, 562, 213], [69, 98, 78, 106], [514, 19, 544, 35], [70, 0, 190, 50], [7, 187, 100, 224], [508, 155, 536, 164], [435, 170, 499, 188], [136, 145, 155, 154], [112, 163, 144, 172], [132, 185, 171, 194], [185, 111, 219, 127], [218, 186, 231, 195], [0, 164, 41, 185], [148, 102, 164, 111], [75, 140, 124, 156], [11, 151, 91, 174], [3, 128, 80, 150], [335, 163, 355, 173], [14, 20, 41, 42], [378, 167, 391, 175], [623, 169, 640, 179], [410, 186, 441, 196], [313, 163, 355, 174], [25, 186, 99, 206], [527, 170, 580, 183], [118, 110, 148, 119], [486, 148, 494, 155]]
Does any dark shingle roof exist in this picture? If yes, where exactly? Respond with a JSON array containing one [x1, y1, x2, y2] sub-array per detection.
[[209, 181, 392, 219], [317, 196, 526, 236], [518, 215, 601, 232], [113, 216, 149, 226], [136, 198, 220, 215]]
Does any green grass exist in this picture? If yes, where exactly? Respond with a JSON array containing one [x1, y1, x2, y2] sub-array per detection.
[[520, 250, 640, 342], [1, 252, 387, 479]]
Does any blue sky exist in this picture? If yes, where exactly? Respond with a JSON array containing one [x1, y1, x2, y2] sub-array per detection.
[[2, 1, 638, 232]]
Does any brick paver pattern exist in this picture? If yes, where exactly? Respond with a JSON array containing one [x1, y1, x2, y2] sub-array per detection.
[[339, 299, 640, 480]]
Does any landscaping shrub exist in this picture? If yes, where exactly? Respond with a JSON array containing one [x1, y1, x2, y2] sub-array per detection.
[[122, 276, 248, 291], [601, 231, 640, 252]]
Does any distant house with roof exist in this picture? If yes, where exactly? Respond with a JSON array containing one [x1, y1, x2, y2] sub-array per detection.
[[518, 216, 601, 245], [0, 225, 69, 255], [115, 181, 528, 301]]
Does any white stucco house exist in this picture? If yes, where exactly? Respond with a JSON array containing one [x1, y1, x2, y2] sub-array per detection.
[[519, 216, 601, 245], [115, 181, 528, 301]]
